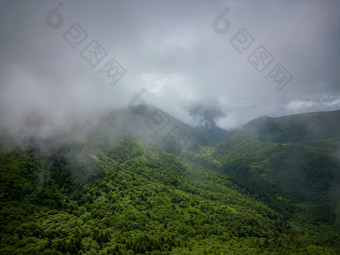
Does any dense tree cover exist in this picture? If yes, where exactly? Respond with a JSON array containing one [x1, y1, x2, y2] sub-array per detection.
[[0, 132, 339, 254], [213, 130, 340, 221]]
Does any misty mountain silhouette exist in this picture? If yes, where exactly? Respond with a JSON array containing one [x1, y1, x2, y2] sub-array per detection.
[[244, 109, 340, 143], [103, 104, 215, 154], [214, 109, 340, 227]]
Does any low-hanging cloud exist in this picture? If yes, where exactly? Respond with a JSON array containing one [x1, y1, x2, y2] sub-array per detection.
[[1, 0, 340, 135]]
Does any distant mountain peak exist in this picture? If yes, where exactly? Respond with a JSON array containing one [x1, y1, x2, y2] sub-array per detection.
[[185, 104, 230, 142], [103, 104, 215, 154]]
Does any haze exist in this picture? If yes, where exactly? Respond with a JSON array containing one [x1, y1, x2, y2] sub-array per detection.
[[1, 0, 340, 135]]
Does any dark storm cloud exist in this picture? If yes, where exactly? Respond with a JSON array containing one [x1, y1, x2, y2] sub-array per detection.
[[0, 0, 340, 133]]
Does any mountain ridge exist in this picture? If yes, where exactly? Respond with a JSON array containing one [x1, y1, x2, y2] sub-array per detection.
[[243, 109, 340, 143], [1, 106, 340, 254]]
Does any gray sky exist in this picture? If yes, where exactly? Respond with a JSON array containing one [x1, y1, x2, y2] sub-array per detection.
[[1, 0, 340, 132]]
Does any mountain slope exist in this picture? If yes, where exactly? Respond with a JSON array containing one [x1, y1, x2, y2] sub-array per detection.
[[244, 110, 340, 146], [1, 108, 340, 254], [0, 135, 284, 254], [1, 122, 339, 254], [103, 105, 215, 154], [213, 110, 340, 235]]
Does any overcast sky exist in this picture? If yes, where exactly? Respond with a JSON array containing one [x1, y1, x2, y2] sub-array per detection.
[[1, 0, 340, 132]]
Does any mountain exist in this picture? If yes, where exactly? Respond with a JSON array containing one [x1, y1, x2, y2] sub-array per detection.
[[0, 127, 291, 254], [0, 107, 340, 254], [244, 110, 340, 144], [103, 105, 215, 154], [214, 110, 340, 231]]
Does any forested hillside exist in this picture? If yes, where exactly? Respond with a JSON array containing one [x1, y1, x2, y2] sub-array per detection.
[[0, 109, 340, 254]]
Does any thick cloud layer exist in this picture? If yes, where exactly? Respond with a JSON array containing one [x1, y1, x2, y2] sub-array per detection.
[[1, 0, 340, 133]]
